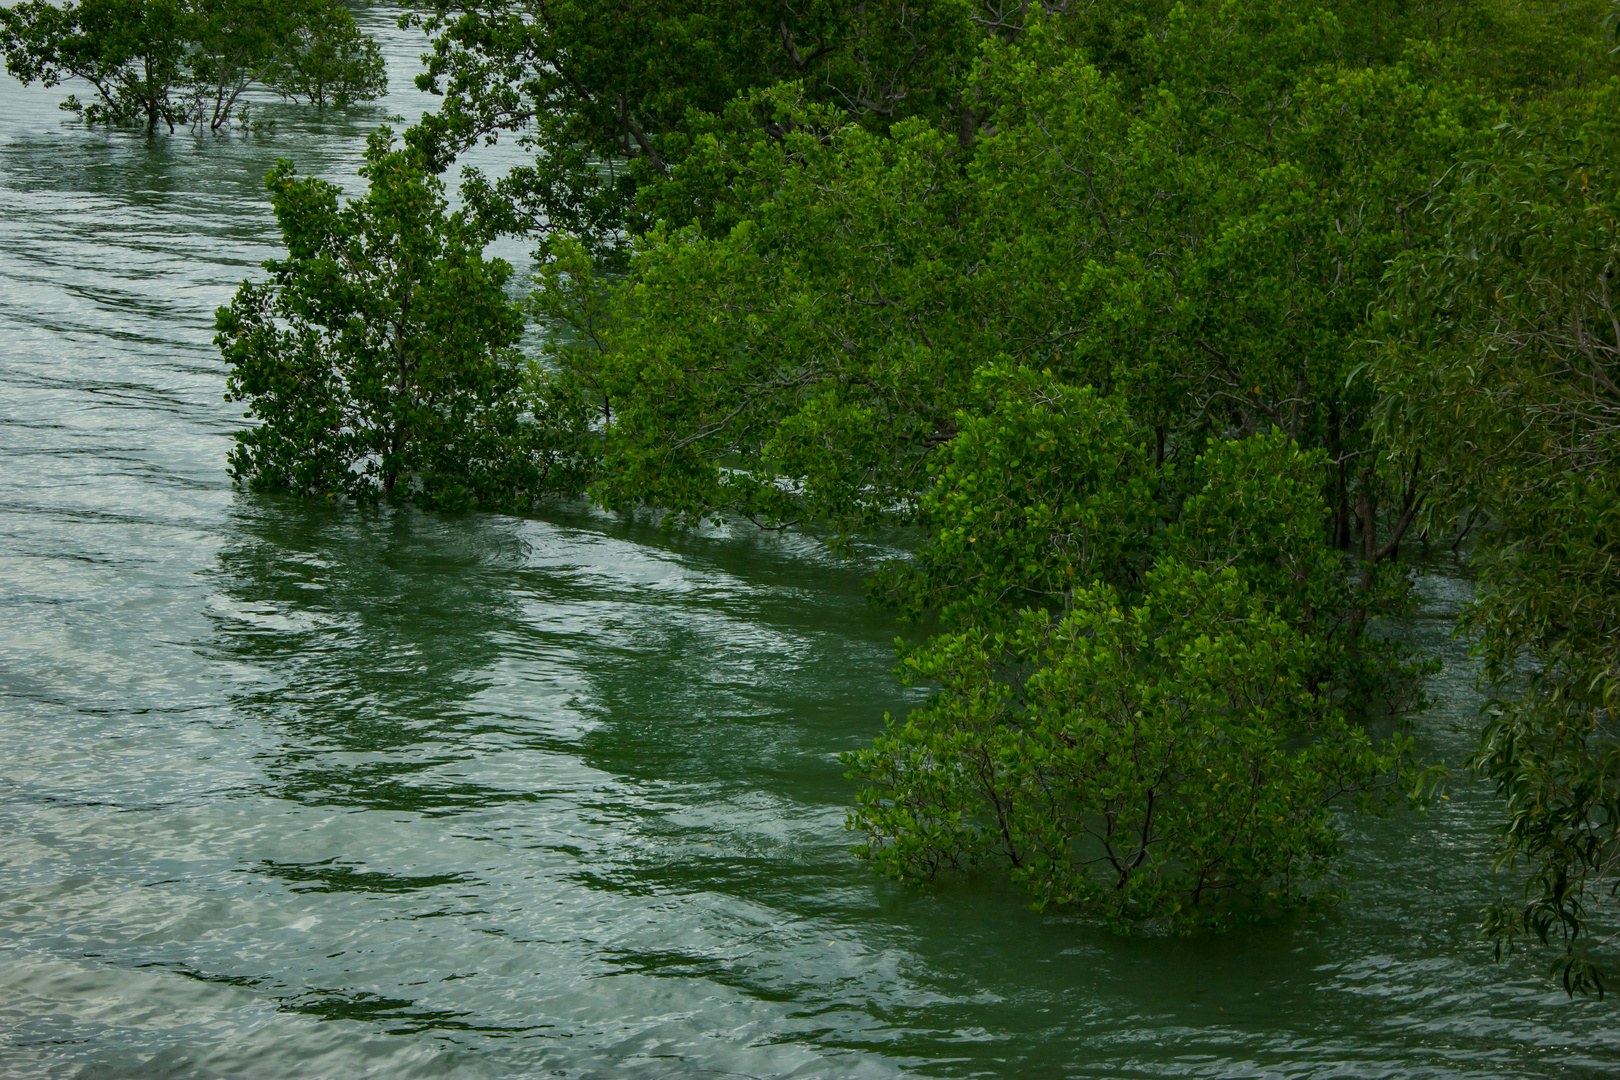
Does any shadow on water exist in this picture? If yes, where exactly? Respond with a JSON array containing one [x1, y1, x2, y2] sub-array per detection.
[[251, 858, 477, 894], [206, 496, 535, 816], [544, 512, 922, 794]]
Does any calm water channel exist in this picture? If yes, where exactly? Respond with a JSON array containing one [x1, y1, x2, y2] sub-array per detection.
[[1, 11, 1616, 1079]]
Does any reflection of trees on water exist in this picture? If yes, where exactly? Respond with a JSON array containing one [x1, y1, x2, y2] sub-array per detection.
[[207, 497, 534, 816], [542, 516, 903, 792], [152, 963, 536, 1038], [252, 859, 475, 894]]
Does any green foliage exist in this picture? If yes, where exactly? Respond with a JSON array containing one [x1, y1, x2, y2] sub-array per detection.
[[1459, 0, 1617, 101], [534, 101, 978, 536], [0, 0, 190, 130], [848, 370, 1427, 929], [404, 0, 986, 262], [1475, 690, 1620, 997], [847, 558, 1410, 931], [1374, 81, 1620, 992], [262, 2, 387, 109], [871, 368, 1155, 627], [217, 130, 591, 512], [0, 0, 385, 133], [537, 3, 1487, 556]]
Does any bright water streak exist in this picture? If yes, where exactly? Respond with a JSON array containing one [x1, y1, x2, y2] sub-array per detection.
[[0, 10, 1616, 1078]]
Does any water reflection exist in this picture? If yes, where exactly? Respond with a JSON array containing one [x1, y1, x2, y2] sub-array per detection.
[[210, 499, 534, 815], [278, 989, 485, 1035], [253, 859, 477, 894]]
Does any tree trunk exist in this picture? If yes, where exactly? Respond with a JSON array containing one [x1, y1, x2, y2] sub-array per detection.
[[1327, 404, 1350, 548], [145, 55, 158, 132]]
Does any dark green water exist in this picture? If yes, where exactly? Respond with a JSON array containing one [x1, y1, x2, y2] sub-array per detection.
[[0, 13, 1615, 1078]]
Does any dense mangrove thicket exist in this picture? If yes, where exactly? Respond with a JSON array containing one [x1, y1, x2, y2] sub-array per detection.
[[81, 0, 1615, 993]]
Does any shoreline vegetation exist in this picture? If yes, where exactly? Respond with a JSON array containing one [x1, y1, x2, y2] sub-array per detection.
[[9, 0, 1620, 997]]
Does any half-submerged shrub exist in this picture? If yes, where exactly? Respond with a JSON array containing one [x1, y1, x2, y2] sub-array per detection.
[[848, 561, 1411, 931], [848, 372, 1424, 930], [217, 130, 590, 512]]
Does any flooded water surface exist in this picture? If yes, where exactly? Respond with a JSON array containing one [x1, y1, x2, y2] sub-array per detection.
[[0, 10, 1616, 1078]]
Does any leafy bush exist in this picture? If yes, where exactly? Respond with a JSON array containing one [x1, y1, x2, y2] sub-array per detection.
[[217, 131, 591, 511], [849, 371, 1427, 929], [849, 559, 1411, 931]]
